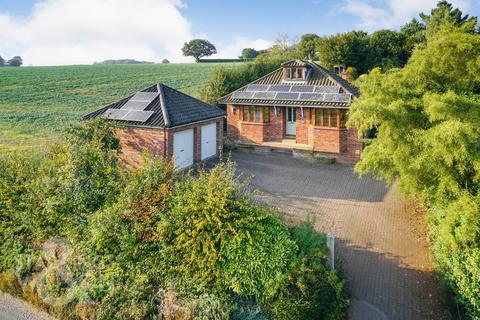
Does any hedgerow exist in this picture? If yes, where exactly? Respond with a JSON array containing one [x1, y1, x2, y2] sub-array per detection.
[[0, 119, 347, 319]]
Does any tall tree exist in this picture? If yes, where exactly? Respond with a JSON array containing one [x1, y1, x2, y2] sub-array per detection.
[[7, 56, 22, 67], [400, 18, 426, 52], [0, 55, 4, 67], [315, 31, 369, 73], [367, 29, 409, 70], [348, 27, 480, 318], [240, 48, 259, 60], [420, 0, 478, 40], [297, 33, 320, 60], [182, 39, 217, 62]]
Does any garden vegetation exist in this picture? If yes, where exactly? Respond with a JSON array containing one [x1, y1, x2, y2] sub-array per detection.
[[348, 22, 480, 318], [0, 119, 348, 319]]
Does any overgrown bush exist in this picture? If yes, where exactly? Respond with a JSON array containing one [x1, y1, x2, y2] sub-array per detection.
[[0, 119, 348, 319], [263, 223, 348, 320], [158, 162, 297, 300]]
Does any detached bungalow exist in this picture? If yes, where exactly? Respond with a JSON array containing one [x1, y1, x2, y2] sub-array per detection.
[[218, 60, 362, 163], [83, 83, 226, 169]]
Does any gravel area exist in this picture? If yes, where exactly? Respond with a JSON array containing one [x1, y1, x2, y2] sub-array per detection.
[[0, 291, 55, 320]]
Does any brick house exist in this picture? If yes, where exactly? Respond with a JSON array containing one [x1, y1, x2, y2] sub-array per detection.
[[83, 83, 226, 169], [218, 60, 362, 163]]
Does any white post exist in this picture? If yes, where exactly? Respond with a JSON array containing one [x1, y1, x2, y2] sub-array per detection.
[[326, 233, 335, 270]]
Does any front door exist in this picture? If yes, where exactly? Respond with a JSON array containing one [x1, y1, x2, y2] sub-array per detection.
[[286, 107, 296, 136]]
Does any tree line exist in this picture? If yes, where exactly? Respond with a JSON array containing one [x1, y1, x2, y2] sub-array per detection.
[[0, 55, 23, 67], [187, 1, 478, 80]]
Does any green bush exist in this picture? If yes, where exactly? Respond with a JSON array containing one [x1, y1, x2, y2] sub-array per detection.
[[348, 27, 480, 317], [0, 120, 348, 320], [158, 161, 296, 299], [193, 294, 231, 320], [263, 223, 348, 320]]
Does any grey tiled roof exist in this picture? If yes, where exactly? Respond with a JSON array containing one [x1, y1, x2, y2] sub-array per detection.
[[218, 59, 359, 106], [83, 84, 225, 128]]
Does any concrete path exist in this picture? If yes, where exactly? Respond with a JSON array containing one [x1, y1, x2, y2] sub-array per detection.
[[0, 291, 55, 320], [232, 150, 452, 320]]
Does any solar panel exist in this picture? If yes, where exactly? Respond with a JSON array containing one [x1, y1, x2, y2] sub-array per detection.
[[246, 84, 269, 92], [290, 85, 315, 93], [122, 110, 154, 122], [268, 85, 291, 92], [314, 86, 340, 93], [104, 108, 130, 120], [121, 100, 151, 111], [130, 92, 159, 102], [120, 92, 159, 111], [231, 91, 255, 99], [253, 91, 276, 99], [324, 93, 351, 102], [274, 92, 299, 100], [299, 93, 324, 101]]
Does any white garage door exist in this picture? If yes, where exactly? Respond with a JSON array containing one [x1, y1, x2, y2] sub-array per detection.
[[201, 123, 217, 160], [173, 129, 194, 169]]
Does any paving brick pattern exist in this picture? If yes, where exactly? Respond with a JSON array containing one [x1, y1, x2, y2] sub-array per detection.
[[231, 150, 452, 320]]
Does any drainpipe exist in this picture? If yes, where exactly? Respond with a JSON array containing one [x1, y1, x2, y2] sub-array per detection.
[[163, 127, 167, 159]]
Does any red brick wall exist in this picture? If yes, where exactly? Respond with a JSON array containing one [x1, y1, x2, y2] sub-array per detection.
[[116, 118, 224, 169], [264, 106, 284, 142], [116, 127, 166, 169], [226, 104, 362, 164], [227, 105, 284, 144], [338, 127, 362, 164], [310, 127, 341, 153], [226, 104, 240, 142]]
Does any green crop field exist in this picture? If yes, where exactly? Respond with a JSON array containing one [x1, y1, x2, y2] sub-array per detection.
[[0, 63, 235, 151]]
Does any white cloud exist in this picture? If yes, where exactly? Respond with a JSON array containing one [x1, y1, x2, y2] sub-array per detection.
[[339, 0, 472, 31], [0, 0, 195, 65], [213, 36, 273, 59]]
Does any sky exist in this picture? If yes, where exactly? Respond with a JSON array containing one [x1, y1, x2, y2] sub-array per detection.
[[0, 0, 478, 66]]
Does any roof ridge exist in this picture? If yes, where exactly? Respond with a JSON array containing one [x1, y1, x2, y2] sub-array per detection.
[[157, 83, 170, 127], [161, 83, 217, 108]]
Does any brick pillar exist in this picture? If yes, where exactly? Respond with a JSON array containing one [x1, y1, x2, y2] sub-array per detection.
[[194, 127, 201, 162]]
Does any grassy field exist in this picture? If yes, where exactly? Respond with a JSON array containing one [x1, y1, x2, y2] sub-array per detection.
[[0, 63, 235, 150]]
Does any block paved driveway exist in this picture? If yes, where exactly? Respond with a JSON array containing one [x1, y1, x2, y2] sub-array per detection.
[[230, 150, 452, 320]]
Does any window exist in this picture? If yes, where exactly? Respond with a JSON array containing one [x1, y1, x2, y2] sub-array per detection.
[[263, 107, 270, 123], [313, 108, 345, 128], [340, 110, 347, 128], [241, 106, 270, 123], [297, 68, 303, 79], [284, 67, 305, 80], [330, 109, 338, 127], [322, 109, 329, 126]]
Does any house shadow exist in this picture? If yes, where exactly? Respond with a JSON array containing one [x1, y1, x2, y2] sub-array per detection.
[[334, 238, 452, 320], [230, 150, 388, 202]]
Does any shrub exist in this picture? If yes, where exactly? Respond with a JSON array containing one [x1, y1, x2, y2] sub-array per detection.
[[158, 161, 296, 299], [263, 223, 348, 320], [192, 293, 230, 320]]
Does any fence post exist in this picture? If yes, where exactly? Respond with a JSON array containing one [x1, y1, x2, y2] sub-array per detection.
[[327, 233, 335, 270]]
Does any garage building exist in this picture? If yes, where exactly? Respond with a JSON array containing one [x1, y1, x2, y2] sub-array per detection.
[[83, 83, 226, 169]]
